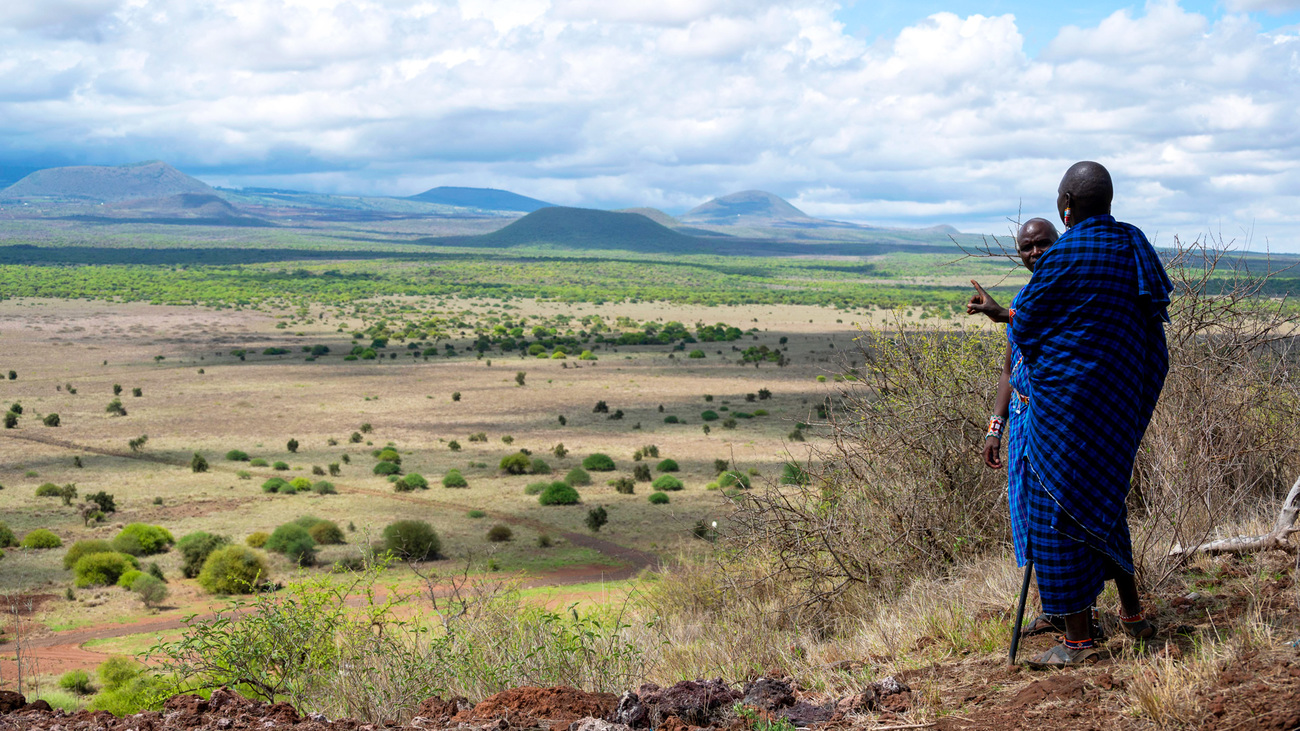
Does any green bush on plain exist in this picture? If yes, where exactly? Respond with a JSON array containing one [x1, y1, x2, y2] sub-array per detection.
[[265, 524, 316, 566], [22, 529, 63, 549], [539, 482, 580, 506], [112, 524, 175, 556], [652, 474, 684, 491], [197, 545, 269, 594], [648, 492, 670, 505], [581, 453, 616, 471], [63, 539, 114, 570], [442, 470, 468, 488], [73, 552, 138, 587], [176, 532, 231, 578], [382, 520, 441, 561]]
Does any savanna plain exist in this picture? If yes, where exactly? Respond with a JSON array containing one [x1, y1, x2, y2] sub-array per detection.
[[2, 218, 1300, 731]]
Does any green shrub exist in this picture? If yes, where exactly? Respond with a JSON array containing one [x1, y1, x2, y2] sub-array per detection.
[[197, 545, 269, 594], [265, 524, 316, 566], [564, 467, 591, 486], [402, 473, 429, 489], [261, 477, 289, 493], [116, 569, 144, 588], [22, 528, 62, 549], [701, 410, 719, 421], [499, 452, 530, 474], [382, 520, 441, 561], [177, 532, 231, 578], [87, 656, 164, 715], [73, 552, 137, 587], [442, 470, 468, 488], [373, 461, 401, 476], [656, 458, 680, 472], [585, 506, 609, 532], [486, 524, 513, 542], [448, 440, 462, 451], [0, 522, 16, 548], [273, 461, 290, 471], [3, 411, 17, 429], [132, 573, 169, 607], [610, 477, 635, 494], [43, 413, 60, 427], [225, 450, 250, 462], [634, 463, 652, 482], [307, 521, 345, 545], [377, 448, 401, 464], [312, 481, 336, 495], [663, 415, 680, 424], [539, 482, 580, 506], [781, 462, 810, 485], [753, 409, 769, 416], [245, 532, 269, 548], [688, 349, 705, 358], [582, 453, 616, 471], [63, 539, 114, 570], [287, 439, 299, 453], [467, 509, 487, 518], [530, 458, 552, 475], [59, 669, 94, 695], [112, 524, 175, 556], [648, 492, 670, 505], [524, 481, 548, 495], [289, 477, 313, 492], [35, 482, 62, 497], [719, 471, 752, 489], [249, 458, 269, 467], [652, 474, 684, 491]]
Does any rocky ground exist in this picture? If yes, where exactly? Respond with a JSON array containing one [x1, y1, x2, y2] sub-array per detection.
[[0, 675, 914, 731], [4, 651, 1300, 731]]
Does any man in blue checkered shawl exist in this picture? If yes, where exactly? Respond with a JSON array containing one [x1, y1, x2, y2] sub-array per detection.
[[1009, 161, 1172, 667]]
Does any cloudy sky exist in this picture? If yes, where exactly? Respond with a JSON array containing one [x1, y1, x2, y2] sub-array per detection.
[[1, 0, 1298, 247]]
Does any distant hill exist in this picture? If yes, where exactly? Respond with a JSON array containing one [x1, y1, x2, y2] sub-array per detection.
[[427, 206, 716, 253], [616, 207, 679, 227], [681, 190, 814, 226], [1, 161, 214, 202], [407, 186, 554, 213]]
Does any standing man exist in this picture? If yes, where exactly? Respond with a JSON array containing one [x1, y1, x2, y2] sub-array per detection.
[[1009, 161, 1171, 666]]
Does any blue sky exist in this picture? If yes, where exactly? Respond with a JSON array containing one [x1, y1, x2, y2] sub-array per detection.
[[836, 1, 1300, 55], [1, 0, 1299, 248]]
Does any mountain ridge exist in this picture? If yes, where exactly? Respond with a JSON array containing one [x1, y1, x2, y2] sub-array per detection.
[[1, 161, 214, 202], [407, 186, 554, 213]]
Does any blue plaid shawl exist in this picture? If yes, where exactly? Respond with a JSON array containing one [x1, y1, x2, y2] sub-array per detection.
[[1006, 297, 1032, 567], [1008, 215, 1171, 572]]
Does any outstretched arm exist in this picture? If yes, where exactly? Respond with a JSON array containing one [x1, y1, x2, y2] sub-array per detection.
[[983, 345, 1013, 470]]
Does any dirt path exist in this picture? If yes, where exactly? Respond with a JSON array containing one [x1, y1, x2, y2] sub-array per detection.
[[0, 431, 659, 680]]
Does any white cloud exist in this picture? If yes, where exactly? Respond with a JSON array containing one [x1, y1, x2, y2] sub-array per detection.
[[0, 0, 1298, 247], [1225, 0, 1300, 12]]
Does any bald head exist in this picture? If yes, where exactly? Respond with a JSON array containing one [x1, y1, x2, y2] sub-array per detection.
[[1057, 161, 1113, 226], [1017, 217, 1058, 271]]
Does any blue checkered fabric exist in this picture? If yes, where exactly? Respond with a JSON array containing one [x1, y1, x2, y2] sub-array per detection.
[[1009, 215, 1171, 574], [1023, 464, 1129, 615], [1006, 295, 1032, 567]]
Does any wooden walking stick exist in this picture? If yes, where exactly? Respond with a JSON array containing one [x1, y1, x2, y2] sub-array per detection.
[[1009, 561, 1033, 665]]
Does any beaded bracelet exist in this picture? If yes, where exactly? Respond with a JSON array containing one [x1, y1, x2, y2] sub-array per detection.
[[986, 414, 1005, 440]]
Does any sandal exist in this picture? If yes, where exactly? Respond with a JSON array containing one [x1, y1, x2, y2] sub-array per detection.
[[1023, 642, 1101, 669], [1121, 617, 1157, 640], [1020, 613, 1067, 638]]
